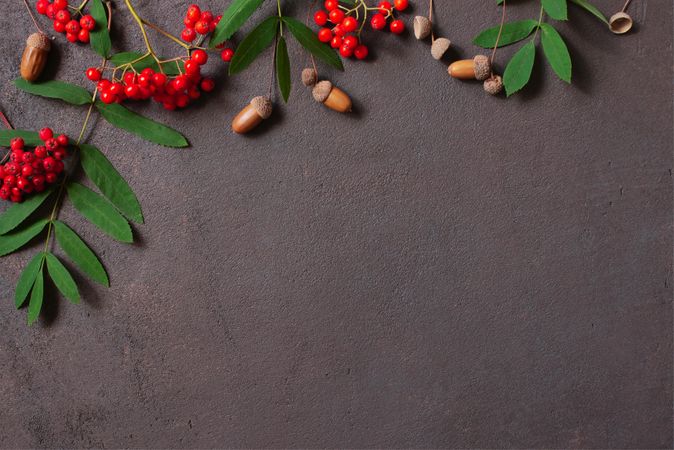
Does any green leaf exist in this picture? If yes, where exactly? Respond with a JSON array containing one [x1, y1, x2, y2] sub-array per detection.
[[229, 16, 279, 75], [0, 130, 42, 147], [46, 253, 80, 304], [66, 182, 133, 243], [0, 218, 48, 257], [79, 144, 143, 223], [27, 268, 44, 325], [275, 36, 291, 103], [569, 0, 608, 24], [89, 0, 111, 58], [541, 0, 568, 20], [15, 252, 45, 308], [540, 23, 571, 83], [95, 101, 188, 147], [109, 52, 182, 76], [0, 187, 53, 235], [14, 79, 92, 105], [53, 221, 109, 287], [503, 41, 536, 96], [283, 17, 343, 71], [473, 20, 539, 48], [209, 0, 266, 48]]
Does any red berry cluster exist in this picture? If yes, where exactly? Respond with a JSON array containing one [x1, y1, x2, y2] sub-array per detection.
[[85, 52, 216, 110], [35, 0, 97, 44], [0, 129, 68, 203], [179, 4, 235, 63], [314, 0, 409, 60]]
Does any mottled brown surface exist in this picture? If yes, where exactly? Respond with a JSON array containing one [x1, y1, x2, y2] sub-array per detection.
[[0, 0, 671, 448]]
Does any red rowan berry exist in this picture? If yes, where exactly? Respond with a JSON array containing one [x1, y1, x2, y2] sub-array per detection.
[[324, 0, 338, 11], [39, 127, 53, 141], [328, 9, 345, 24], [389, 19, 405, 34], [78, 29, 90, 43], [314, 10, 328, 26], [191, 49, 208, 65], [86, 67, 101, 81], [221, 48, 234, 62], [194, 20, 210, 35], [182, 27, 197, 42]]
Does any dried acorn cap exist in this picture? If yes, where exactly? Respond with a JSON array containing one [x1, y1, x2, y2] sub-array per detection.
[[250, 96, 272, 119], [483, 75, 503, 95], [413, 16, 432, 40], [430, 38, 451, 60], [609, 12, 633, 34], [473, 55, 491, 81], [312, 80, 333, 103], [301, 68, 318, 87], [26, 32, 51, 51]]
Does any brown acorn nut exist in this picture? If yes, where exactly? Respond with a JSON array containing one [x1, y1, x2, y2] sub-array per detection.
[[20, 33, 51, 82], [447, 55, 491, 81], [312, 80, 352, 113], [301, 67, 318, 87], [483, 75, 503, 95], [413, 16, 432, 40], [231, 96, 272, 134]]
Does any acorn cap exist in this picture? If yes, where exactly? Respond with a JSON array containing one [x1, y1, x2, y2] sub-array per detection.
[[483, 75, 503, 95], [413, 16, 432, 40], [301, 68, 318, 87], [26, 33, 51, 51], [312, 80, 333, 103], [430, 38, 451, 60], [473, 55, 490, 81], [609, 11, 633, 34], [250, 96, 272, 119]]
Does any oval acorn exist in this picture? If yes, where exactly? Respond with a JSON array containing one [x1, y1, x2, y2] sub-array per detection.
[[312, 80, 352, 113], [301, 67, 318, 87], [231, 96, 272, 134], [413, 16, 432, 40], [430, 38, 451, 60], [447, 55, 491, 81], [483, 75, 503, 95], [20, 33, 51, 82]]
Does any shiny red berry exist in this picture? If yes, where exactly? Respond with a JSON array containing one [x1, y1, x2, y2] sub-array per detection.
[[66, 32, 78, 43], [370, 14, 386, 30], [124, 84, 139, 98], [55, 9, 70, 23], [34, 146, 47, 158], [86, 67, 101, 81], [378, 1, 392, 14], [45, 172, 57, 184], [328, 9, 345, 24], [194, 20, 210, 34], [3, 175, 16, 187], [45, 4, 56, 19], [53, 0, 67, 10], [354, 44, 368, 59], [43, 157, 56, 172], [394, 0, 408, 10], [389, 19, 405, 34], [186, 4, 201, 21], [342, 16, 358, 32], [324, 0, 339, 11], [152, 73, 167, 87], [333, 24, 346, 36], [317, 27, 332, 42], [191, 49, 208, 65], [45, 138, 58, 151], [330, 35, 343, 49], [200, 78, 215, 92], [182, 27, 197, 42], [314, 10, 328, 26], [56, 134, 69, 146], [36, 0, 49, 15], [343, 35, 358, 49], [10, 138, 24, 150], [21, 164, 34, 177], [201, 11, 214, 22], [220, 48, 234, 62], [65, 19, 80, 34], [100, 90, 116, 104], [39, 127, 53, 141], [32, 175, 45, 188], [78, 29, 90, 43], [80, 14, 96, 30], [339, 44, 354, 57], [184, 59, 201, 75], [53, 20, 66, 33], [22, 153, 35, 165]]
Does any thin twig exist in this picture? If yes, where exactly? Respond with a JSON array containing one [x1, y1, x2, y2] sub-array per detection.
[[490, 0, 506, 70], [22, 0, 45, 34], [621, 0, 633, 12]]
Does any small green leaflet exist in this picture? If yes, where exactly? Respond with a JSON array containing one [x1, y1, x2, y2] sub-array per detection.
[[276, 36, 291, 103], [569, 0, 608, 24], [503, 41, 536, 96], [540, 23, 571, 83], [0, 130, 42, 147], [27, 268, 44, 325], [473, 20, 539, 48], [283, 17, 343, 71], [0, 187, 53, 235], [46, 253, 80, 304], [14, 79, 92, 105], [229, 16, 280, 75], [53, 221, 109, 287], [109, 52, 182, 76], [89, 0, 111, 58], [0, 218, 49, 257], [541, 0, 568, 20], [209, 0, 266, 47], [66, 182, 133, 243], [95, 101, 188, 147], [15, 252, 45, 308], [79, 144, 143, 223]]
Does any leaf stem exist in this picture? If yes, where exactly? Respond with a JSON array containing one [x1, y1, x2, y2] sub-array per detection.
[[141, 18, 191, 49], [532, 5, 545, 41], [123, 0, 163, 68]]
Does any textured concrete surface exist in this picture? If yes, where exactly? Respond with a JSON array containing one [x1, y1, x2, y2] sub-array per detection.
[[0, 0, 671, 448]]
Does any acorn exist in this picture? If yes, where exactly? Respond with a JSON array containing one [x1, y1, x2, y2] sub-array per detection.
[[312, 80, 352, 113], [609, 12, 633, 34], [413, 16, 432, 40], [447, 55, 491, 81], [483, 75, 503, 95], [231, 96, 272, 134], [430, 38, 451, 60], [301, 67, 318, 87], [20, 33, 51, 82]]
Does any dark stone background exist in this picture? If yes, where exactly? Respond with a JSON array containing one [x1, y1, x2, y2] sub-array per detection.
[[0, 0, 671, 448]]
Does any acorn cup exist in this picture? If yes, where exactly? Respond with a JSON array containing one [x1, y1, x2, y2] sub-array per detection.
[[231, 96, 272, 134], [483, 75, 503, 95], [413, 16, 432, 39], [20, 33, 51, 82], [447, 55, 491, 81], [312, 80, 352, 113], [609, 11, 633, 34], [430, 38, 451, 60], [301, 68, 318, 87]]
